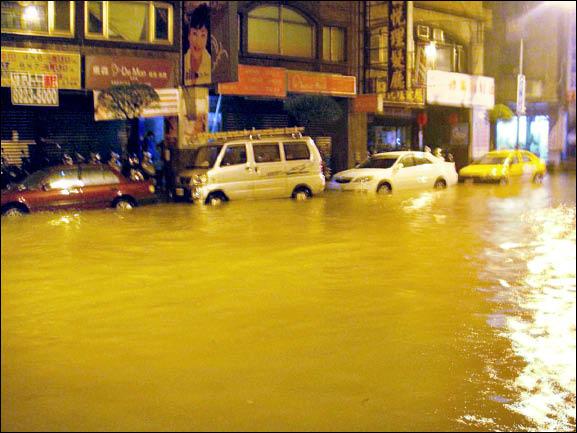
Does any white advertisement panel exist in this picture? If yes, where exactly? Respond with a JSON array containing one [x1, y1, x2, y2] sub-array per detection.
[[426, 70, 495, 109]]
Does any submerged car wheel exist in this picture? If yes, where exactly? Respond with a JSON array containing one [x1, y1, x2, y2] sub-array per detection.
[[434, 178, 447, 190], [292, 187, 312, 201], [376, 183, 392, 194], [2, 206, 25, 217], [114, 198, 134, 210], [205, 192, 227, 206]]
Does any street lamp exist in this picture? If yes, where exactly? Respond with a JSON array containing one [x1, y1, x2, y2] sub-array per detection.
[[22, 5, 40, 22], [514, 1, 574, 150]]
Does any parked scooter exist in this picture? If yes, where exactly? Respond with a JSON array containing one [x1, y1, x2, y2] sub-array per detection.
[[107, 152, 122, 172], [89, 152, 102, 164], [140, 151, 156, 182], [122, 154, 144, 181], [1, 149, 27, 189]]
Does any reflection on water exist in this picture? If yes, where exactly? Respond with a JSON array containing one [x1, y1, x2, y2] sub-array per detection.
[[502, 207, 576, 431], [2, 174, 576, 432]]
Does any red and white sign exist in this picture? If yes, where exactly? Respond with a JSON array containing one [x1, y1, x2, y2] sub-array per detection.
[[426, 70, 494, 109], [10, 72, 58, 106]]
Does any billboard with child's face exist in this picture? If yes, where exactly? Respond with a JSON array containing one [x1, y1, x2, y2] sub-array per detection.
[[182, 1, 238, 87]]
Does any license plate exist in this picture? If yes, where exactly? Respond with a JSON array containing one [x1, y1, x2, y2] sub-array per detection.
[[175, 188, 184, 196], [464, 178, 474, 184]]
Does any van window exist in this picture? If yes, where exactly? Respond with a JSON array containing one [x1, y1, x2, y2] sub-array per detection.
[[192, 145, 223, 168], [253, 143, 281, 163], [283, 141, 310, 160], [221, 145, 247, 166]]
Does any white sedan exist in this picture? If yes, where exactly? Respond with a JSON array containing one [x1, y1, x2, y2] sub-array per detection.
[[327, 151, 458, 194]]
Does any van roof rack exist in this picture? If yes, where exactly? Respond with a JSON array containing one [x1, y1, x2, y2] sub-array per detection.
[[194, 127, 305, 143]]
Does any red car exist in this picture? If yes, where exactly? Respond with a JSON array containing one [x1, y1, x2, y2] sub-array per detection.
[[1, 164, 157, 216]]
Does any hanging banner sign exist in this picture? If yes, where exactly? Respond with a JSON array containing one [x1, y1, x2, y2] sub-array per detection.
[[10, 72, 58, 106], [93, 88, 179, 121], [516, 74, 526, 115]]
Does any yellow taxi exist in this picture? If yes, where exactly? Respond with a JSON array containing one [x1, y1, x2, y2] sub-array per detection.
[[459, 149, 546, 184]]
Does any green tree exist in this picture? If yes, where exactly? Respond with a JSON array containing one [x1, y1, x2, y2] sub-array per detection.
[[96, 84, 160, 157], [488, 103, 514, 150], [283, 95, 343, 129]]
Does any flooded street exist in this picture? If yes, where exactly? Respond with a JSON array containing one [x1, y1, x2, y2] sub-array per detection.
[[2, 174, 575, 432]]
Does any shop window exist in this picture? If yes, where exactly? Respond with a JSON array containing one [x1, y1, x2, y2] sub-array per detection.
[[323, 26, 345, 62], [247, 4, 314, 58], [85, 1, 173, 44], [1, 1, 74, 37], [435, 45, 454, 72], [369, 28, 388, 66], [418, 40, 466, 73]]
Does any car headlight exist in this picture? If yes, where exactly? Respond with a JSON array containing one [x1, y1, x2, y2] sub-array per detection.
[[192, 174, 208, 185], [353, 176, 374, 183]]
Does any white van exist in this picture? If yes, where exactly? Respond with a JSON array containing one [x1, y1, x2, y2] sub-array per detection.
[[174, 128, 325, 205]]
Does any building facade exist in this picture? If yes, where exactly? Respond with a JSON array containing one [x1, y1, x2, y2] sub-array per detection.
[[484, 1, 576, 164], [1, 1, 181, 167], [213, 1, 362, 173], [353, 1, 493, 169]]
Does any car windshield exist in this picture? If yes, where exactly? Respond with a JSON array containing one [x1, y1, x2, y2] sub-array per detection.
[[357, 156, 398, 169], [473, 155, 508, 165], [192, 145, 223, 169], [20, 170, 49, 189]]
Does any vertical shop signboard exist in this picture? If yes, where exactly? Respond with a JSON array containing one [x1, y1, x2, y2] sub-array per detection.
[[388, 0, 407, 91]]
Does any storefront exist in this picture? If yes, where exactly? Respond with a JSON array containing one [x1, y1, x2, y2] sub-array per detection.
[[214, 64, 356, 173], [353, 89, 425, 160], [425, 70, 494, 168]]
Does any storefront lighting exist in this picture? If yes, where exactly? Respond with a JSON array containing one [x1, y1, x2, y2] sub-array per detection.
[[425, 42, 437, 62], [547, 1, 576, 9], [22, 5, 40, 22]]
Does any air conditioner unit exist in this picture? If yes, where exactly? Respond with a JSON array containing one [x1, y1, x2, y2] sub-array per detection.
[[416, 25, 430, 41], [432, 28, 445, 42]]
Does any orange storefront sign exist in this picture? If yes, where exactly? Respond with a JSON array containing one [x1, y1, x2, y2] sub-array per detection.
[[353, 94, 381, 113], [217, 65, 287, 98], [287, 71, 356, 97]]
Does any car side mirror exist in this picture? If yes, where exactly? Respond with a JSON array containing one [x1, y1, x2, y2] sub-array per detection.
[[395, 163, 404, 171], [41, 183, 51, 191]]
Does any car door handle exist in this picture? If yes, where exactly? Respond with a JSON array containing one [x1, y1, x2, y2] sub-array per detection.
[[245, 167, 254, 173]]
